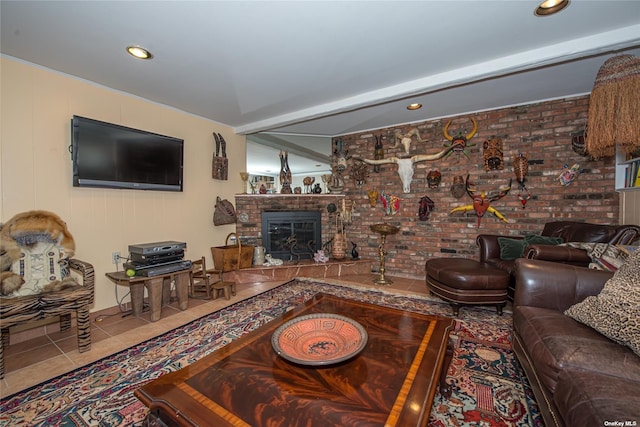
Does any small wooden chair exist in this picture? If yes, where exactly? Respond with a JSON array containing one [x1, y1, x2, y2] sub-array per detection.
[[189, 256, 223, 299]]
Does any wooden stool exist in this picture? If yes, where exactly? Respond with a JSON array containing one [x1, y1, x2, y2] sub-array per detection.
[[212, 281, 234, 300]]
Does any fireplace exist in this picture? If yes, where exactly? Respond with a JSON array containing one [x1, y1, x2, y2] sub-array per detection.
[[262, 211, 321, 261]]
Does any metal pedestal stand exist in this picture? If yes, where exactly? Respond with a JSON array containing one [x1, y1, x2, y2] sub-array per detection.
[[370, 223, 399, 285]]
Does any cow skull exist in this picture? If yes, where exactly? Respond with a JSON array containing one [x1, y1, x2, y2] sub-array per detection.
[[393, 128, 424, 155], [353, 145, 453, 193]]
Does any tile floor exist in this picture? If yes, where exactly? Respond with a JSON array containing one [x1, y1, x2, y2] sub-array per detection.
[[1, 274, 429, 397]]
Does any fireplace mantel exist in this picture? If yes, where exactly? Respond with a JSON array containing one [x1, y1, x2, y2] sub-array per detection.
[[235, 194, 345, 199]]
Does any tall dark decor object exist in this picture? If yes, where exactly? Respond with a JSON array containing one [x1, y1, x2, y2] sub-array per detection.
[[586, 54, 640, 159], [212, 133, 228, 180], [279, 151, 292, 194]]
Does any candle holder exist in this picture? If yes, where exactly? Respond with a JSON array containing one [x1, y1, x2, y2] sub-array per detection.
[[239, 172, 249, 194], [370, 223, 399, 285]]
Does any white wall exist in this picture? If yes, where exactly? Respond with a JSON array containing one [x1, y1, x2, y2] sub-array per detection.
[[1, 57, 246, 311]]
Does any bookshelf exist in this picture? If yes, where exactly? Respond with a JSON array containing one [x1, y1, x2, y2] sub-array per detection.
[[615, 148, 640, 191]]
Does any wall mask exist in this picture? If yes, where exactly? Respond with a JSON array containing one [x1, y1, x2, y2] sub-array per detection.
[[380, 191, 400, 216], [450, 175, 466, 199], [443, 117, 478, 161], [483, 137, 504, 171], [558, 163, 581, 186], [350, 162, 369, 187], [427, 170, 442, 189], [418, 196, 435, 221], [367, 190, 379, 207], [513, 153, 529, 190]]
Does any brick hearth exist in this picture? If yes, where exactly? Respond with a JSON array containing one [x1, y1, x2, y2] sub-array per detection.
[[225, 257, 373, 283]]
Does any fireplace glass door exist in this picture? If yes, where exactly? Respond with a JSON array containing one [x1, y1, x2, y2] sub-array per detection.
[[261, 211, 321, 261]]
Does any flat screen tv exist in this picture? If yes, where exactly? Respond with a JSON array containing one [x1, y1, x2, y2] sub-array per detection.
[[71, 115, 184, 191]]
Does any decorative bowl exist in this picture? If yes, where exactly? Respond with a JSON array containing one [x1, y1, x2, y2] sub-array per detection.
[[370, 223, 400, 235], [271, 313, 368, 366]]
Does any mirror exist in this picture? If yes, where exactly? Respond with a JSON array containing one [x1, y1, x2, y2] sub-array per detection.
[[246, 133, 332, 193]]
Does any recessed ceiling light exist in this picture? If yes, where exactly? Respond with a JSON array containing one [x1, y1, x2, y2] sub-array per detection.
[[126, 46, 153, 60], [407, 103, 422, 110], [534, 0, 570, 16]]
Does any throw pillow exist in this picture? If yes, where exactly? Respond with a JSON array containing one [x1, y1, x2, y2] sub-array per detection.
[[565, 249, 640, 356], [497, 237, 526, 260], [7, 241, 64, 298], [524, 234, 564, 246], [560, 242, 639, 271]]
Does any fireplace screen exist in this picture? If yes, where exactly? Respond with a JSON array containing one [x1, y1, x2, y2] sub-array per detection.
[[262, 211, 321, 261]]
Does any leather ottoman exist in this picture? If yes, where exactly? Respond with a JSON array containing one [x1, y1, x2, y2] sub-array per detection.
[[425, 258, 510, 316]]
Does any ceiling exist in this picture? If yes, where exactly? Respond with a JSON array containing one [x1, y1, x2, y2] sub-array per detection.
[[2, 1, 640, 175]]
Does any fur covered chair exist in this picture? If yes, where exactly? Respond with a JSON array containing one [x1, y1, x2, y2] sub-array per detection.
[[0, 210, 94, 378]]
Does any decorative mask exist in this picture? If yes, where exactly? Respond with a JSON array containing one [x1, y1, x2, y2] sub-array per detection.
[[418, 196, 435, 221], [350, 162, 369, 187], [483, 137, 504, 171], [518, 187, 532, 209], [450, 175, 512, 227], [450, 175, 466, 199], [373, 135, 384, 173], [333, 138, 348, 172], [380, 190, 400, 216], [513, 153, 529, 190], [367, 190, 379, 207], [427, 170, 442, 189], [443, 117, 478, 161], [558, 163, 581, 186]]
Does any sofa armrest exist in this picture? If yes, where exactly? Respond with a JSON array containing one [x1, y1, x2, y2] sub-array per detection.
[[477, 234, 522, 262], [611, 224, 640, 244], [513, 259, 612, 312], [524, 244, 591, 266]]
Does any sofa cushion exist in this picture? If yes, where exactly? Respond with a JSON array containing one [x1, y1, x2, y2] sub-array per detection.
[[565, 249, 640, 356], [560, 242, 638, 271], [524, 234, 563, 246], [498, 235, 563, 260], [553, 368, 640, 426], [513, 305, 640, 393], [498, 237, 526, 260]]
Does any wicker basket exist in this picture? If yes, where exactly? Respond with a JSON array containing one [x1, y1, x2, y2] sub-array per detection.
[[210, 233, 254, 272]]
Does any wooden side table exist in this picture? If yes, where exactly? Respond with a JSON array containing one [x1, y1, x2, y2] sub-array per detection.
[[105, 269, 190, 321]]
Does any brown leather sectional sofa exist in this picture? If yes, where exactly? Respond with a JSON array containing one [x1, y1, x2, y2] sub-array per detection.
[[477, 221, 640, 299], [512, 259, 640, 427]]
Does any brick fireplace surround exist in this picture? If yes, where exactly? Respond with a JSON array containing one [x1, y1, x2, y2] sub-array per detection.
[[235, 96, 620, 281], [234, 194, 373, 281]]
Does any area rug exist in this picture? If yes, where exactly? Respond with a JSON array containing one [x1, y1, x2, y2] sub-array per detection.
[[0, 278, 543, 426]]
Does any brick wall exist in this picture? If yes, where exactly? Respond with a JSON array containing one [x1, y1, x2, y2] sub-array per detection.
[[237, 96, 619, 280]]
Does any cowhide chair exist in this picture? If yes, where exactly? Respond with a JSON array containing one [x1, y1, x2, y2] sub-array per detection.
[[0, 210, 95, 379]]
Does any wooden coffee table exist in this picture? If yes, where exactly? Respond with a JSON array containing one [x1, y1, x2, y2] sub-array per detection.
[[135, 293, 454, 426]]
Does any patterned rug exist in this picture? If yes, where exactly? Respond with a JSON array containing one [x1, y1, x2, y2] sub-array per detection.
[[0, 279, 543, 426]]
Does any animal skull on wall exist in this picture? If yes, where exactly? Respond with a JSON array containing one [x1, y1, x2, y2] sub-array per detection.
[[352, 146, 453, 193], [393, 128, 424, 155]]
